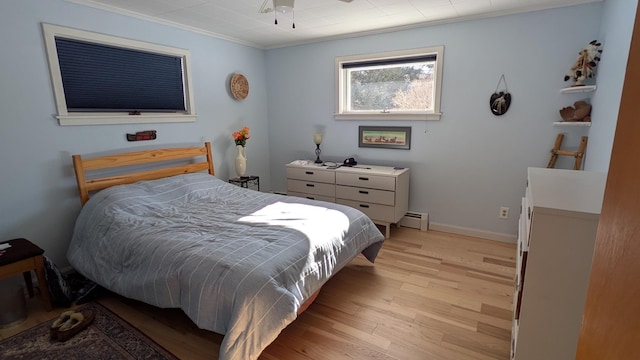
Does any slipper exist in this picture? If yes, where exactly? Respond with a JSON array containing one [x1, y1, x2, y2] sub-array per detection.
[[49, 310, 75, 340], [56, 310, 95, 342]]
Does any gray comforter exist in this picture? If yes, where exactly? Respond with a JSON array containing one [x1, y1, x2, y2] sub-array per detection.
[[67, 173, 384, 360]]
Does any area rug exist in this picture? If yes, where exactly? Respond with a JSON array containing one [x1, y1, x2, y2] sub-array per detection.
[[0, 302, 178, 360]]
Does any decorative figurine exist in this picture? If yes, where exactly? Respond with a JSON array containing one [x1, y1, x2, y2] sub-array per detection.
[[564, 40, 602, 86]]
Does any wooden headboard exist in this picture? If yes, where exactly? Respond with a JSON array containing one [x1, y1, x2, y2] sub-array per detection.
[[72, 142, 214, 206]]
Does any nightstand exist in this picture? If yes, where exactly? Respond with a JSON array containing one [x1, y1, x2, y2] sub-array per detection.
[[0, 238, 52, 311], [229, 176, 260, 191]]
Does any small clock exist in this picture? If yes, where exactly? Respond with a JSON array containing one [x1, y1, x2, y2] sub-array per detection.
[[230, 73, 249, 100]]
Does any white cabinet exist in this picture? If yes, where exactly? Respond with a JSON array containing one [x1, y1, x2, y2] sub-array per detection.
[[511, 167, 606, 360], [285, 163, 410, 238]]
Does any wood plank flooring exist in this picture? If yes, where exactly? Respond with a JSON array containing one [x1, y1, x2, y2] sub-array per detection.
[[1, 228, 516, 359]]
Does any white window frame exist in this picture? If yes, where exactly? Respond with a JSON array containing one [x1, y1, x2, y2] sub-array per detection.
[[42, 23, 197, 126], [335, 46, 444, 121]]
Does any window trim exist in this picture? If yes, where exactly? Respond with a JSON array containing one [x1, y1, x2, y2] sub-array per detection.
[[335, 46, 444, 121], [42, 23, 196, 126]]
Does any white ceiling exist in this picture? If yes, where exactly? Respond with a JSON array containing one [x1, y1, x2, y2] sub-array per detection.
[[68, 0, 600, 49]]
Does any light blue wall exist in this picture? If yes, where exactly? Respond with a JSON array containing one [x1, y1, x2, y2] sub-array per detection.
[[1, 0, 634, 268], [265, 3, 612, 237], [0, 0, 270, 267], [584, 0, 638, 172]]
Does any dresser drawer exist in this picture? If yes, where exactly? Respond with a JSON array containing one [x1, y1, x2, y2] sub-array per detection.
[[513, 273, 520, 318], [511, 319, 519, 360], [286, 167, 335, 183], [336, 172, 395, 191], [518, 197, 529, 252], [335, 185, 395, 206], [335, 198, 395, 222], [287, 179, 335, 197], [287, 191, 335, 203], [524, 188, 532, 248]]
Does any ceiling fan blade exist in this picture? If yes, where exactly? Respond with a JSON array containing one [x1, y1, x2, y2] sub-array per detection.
[[259, 0, 274, 13], [261, 0, 348, 16]]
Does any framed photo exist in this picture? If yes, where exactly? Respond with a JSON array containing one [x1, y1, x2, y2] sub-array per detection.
[[359, 126, 411, 150]]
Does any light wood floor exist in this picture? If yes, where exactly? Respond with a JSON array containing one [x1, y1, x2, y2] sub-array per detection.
[[1, 228, 516, 359]]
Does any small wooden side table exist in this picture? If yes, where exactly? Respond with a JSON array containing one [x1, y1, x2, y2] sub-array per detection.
[[229, 176, 260, 191], [0, 238, 52, 311]]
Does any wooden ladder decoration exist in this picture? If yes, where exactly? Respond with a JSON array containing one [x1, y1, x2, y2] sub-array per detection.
[[547, 134, 588, 170]]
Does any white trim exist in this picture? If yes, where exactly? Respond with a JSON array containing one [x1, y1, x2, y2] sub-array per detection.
[[42, 23, 197, 126], [335, 112, 442, 121], [335, 46, 444, 121], [429, 222, 517, 243], [57, 114, 197, 126]]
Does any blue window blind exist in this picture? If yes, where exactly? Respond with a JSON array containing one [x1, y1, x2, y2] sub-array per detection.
[[55, 38, 186, 112]]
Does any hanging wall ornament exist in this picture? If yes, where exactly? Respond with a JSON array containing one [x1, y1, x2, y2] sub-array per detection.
[[490, 74, 512, 116]]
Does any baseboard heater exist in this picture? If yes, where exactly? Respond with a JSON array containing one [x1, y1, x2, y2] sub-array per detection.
[[398, 211, 428, 231]]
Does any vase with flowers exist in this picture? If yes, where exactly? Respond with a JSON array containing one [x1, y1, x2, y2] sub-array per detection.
[[232, 126, 250, 177]]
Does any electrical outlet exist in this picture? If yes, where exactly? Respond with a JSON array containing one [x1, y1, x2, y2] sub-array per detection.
[[499, 207, 509, 219]]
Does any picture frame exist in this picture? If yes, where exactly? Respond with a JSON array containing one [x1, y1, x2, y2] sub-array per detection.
[[358, 126, 411, 150]]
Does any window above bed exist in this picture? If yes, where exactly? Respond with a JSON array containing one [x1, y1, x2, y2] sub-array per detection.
[[42, 23, 196, 126]]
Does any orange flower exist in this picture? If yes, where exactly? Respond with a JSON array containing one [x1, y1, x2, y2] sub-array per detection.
[[233, 126, 250, 146]]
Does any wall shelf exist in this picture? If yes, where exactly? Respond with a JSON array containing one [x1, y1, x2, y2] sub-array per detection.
[[560, 85, 596, 93], [553, 121, 591, 127]]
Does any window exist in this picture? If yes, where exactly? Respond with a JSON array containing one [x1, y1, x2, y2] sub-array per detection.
[[42, 24, 196, 126], [335, 46, 443, 121]]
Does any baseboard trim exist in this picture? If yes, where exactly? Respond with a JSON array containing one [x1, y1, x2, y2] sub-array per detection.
[[429, 222, 517, 243]]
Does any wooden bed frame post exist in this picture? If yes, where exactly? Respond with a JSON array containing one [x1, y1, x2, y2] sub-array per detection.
[[72, 154, 90, 205], [205, 142, 215, 176]]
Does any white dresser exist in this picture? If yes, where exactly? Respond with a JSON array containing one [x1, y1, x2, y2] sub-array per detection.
[[286, 162, 410, 238], [511, 167, 606, 360]]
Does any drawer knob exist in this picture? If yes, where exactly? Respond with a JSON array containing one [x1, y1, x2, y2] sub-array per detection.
[[359, 204, 370, 208], [306, 184, 315, 187], [305, 171, 314, 175], [359, 190, 369, 194], [358, 177, 369, 181]]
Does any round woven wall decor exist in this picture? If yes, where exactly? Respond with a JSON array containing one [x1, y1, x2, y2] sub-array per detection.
[[230, 74, 249, 100]]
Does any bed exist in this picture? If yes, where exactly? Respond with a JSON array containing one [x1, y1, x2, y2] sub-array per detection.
[[66, 142, 385, 360]]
